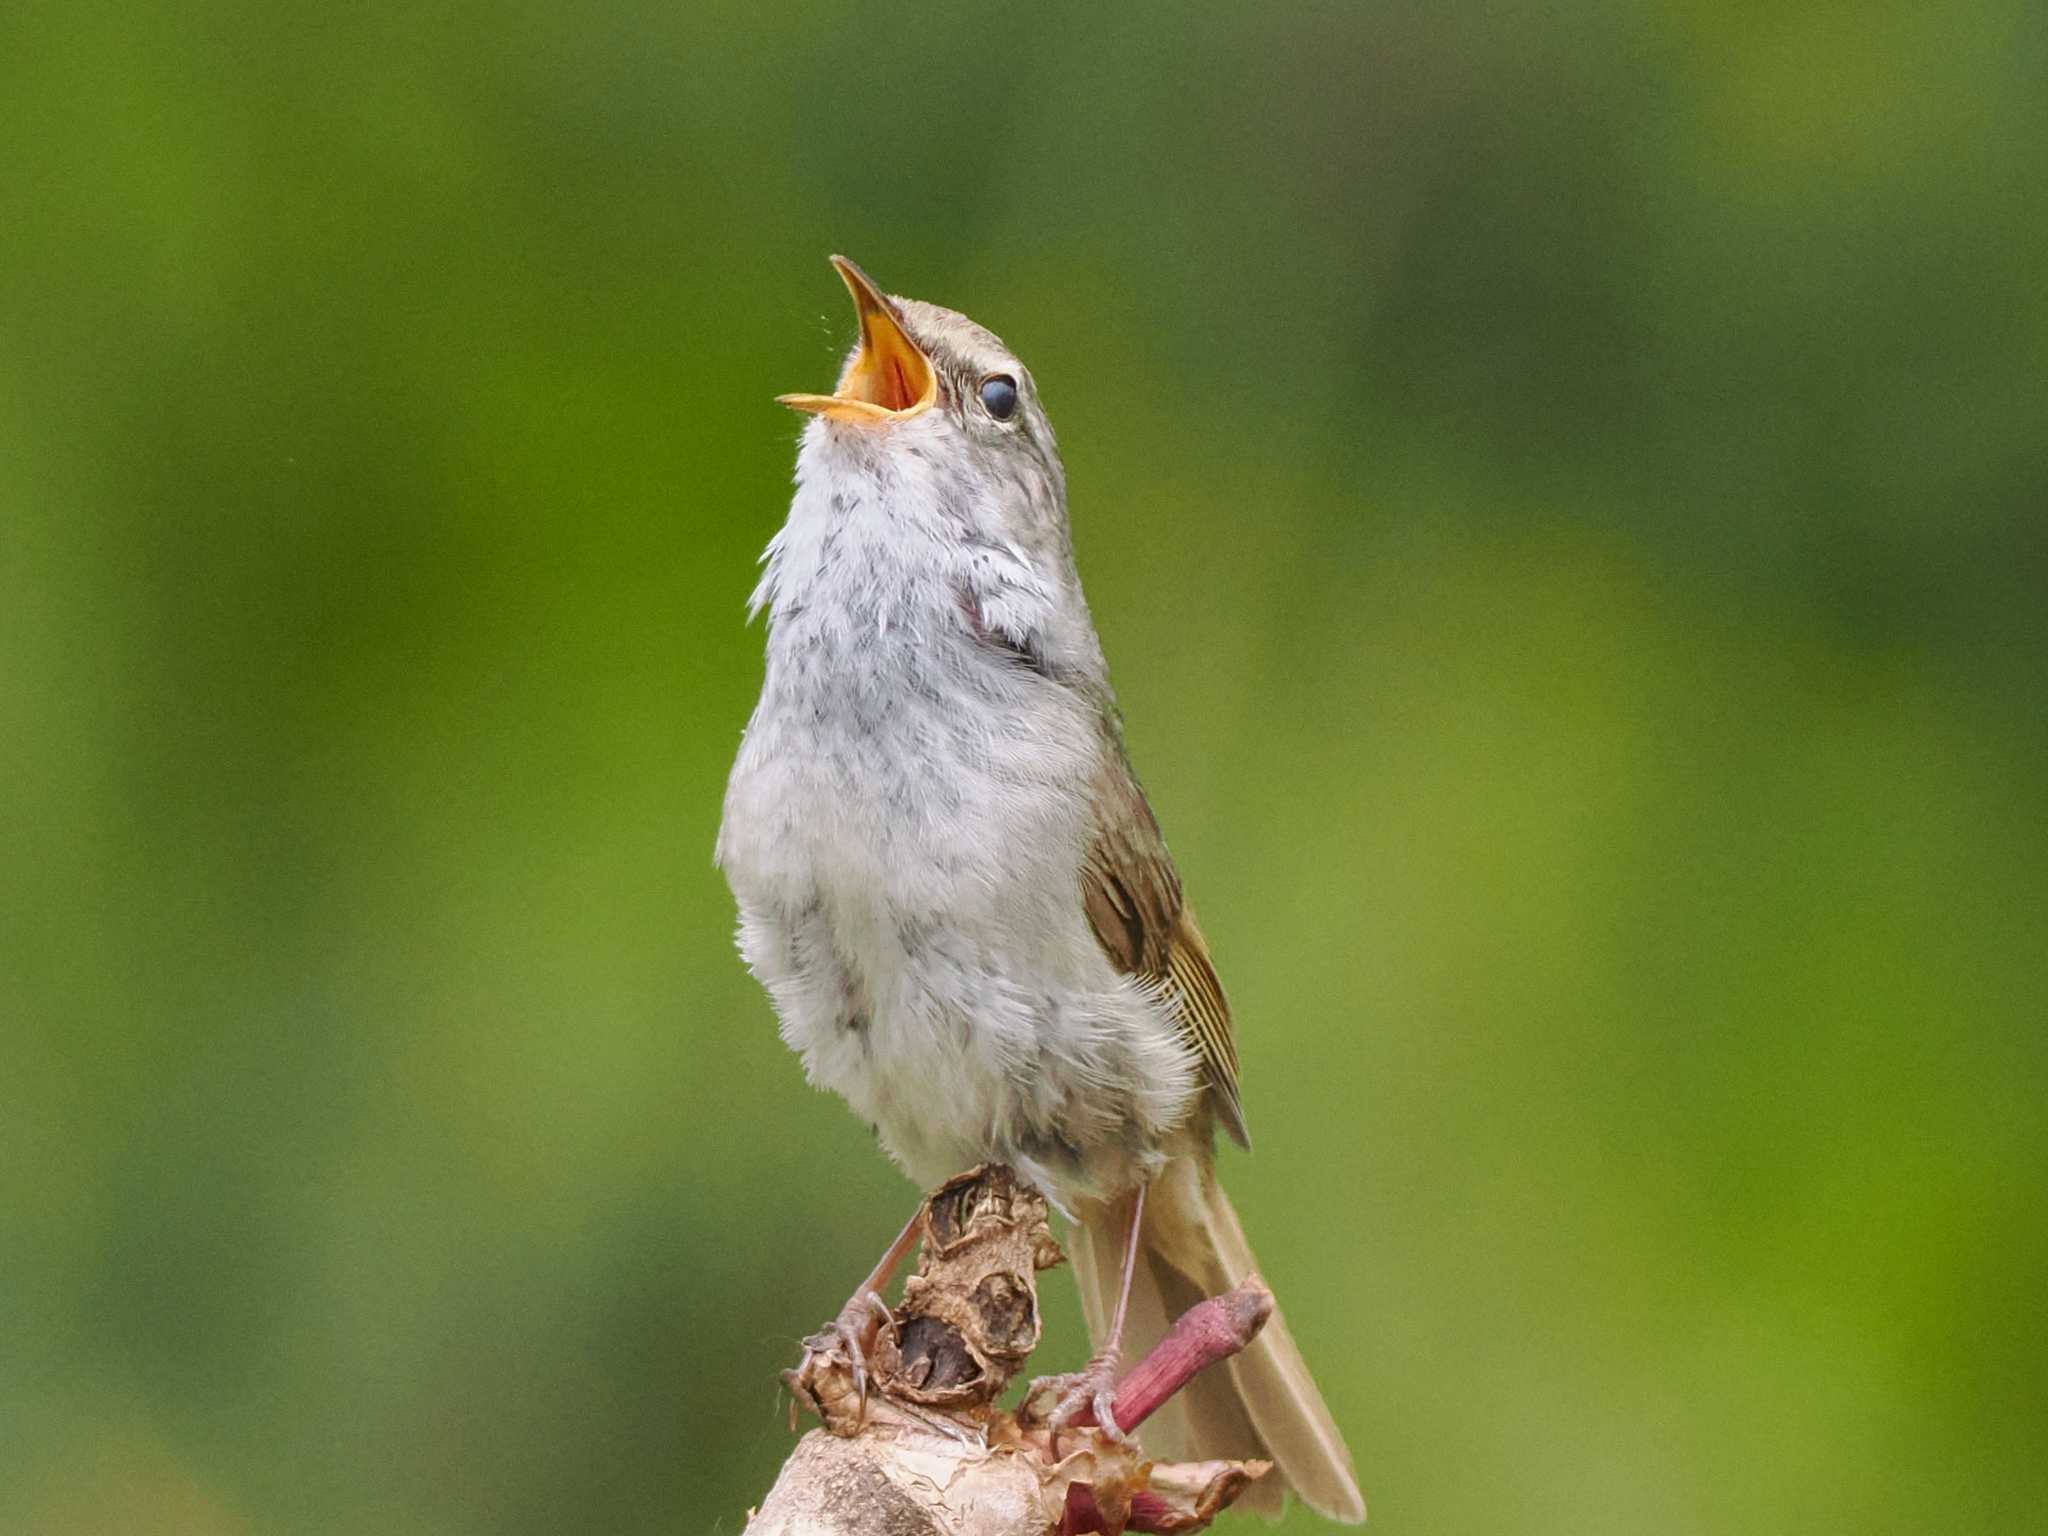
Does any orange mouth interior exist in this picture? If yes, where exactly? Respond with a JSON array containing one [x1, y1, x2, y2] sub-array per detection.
[[839, 324, 932, 414], [777, 255, 937, 424]]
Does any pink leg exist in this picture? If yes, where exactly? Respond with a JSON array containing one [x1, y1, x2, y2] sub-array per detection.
[[1101, 1182, 1147, 1355], [784, 1206, 924, 1424], [1036, 1183, 1148, 1442], [856, 1208, 923, 1301]]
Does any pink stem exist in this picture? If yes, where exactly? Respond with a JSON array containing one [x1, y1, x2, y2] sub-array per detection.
[[1087, 1276, 1273, 1433], [1058, 1279, 1276, 1532]]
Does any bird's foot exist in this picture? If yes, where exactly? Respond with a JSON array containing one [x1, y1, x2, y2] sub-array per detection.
[[1023, 1347, 1126, 1449], [783, 1288, 894, 1430]]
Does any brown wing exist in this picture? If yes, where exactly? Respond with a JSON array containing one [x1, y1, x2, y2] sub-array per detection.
[[1082, 738, 1251, 1149]]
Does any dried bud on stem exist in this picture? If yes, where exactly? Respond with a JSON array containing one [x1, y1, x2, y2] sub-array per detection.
[[744, 1166, 1273, 1536]]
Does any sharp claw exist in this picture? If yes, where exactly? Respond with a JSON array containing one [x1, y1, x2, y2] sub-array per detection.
[[1091, 1386, 1124, 1443], [845, 1291, 893, 1416], [786, 1289, 899, 1429], [1028, 1348, 1124, 1457], [859, 1288, 894, 1330], [782, 1363, 820, 1430]]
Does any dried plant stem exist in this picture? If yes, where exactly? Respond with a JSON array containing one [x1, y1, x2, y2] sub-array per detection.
[[742, 1166, 1273, 1536]]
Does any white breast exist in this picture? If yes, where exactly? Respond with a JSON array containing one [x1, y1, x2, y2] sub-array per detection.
[[716, 437, 1198, 1201]]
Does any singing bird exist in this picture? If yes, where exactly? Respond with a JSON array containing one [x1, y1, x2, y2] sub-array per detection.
[[717, 257, 1364, 1522]]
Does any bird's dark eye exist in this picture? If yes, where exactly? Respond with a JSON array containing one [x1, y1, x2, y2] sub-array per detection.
[[979, 374, 1019, 421]]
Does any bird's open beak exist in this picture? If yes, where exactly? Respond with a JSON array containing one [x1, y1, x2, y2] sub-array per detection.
[[777, 256, 938, 425]]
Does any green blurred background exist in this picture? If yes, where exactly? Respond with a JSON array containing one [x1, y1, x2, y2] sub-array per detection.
[[5, 1, 2044, 1531]]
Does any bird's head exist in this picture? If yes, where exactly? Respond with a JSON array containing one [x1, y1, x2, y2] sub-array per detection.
[[778, 256, 1066, 544]]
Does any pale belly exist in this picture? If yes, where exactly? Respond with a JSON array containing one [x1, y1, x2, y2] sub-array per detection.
[[717, 623, 1199, 1203]]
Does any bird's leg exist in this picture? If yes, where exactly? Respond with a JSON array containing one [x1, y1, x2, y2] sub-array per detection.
[[1033, 1183, 1146, 1444], [783, 1208, 922, 1426]]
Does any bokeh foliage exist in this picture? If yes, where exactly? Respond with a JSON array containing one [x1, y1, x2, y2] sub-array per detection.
[[3, 1, 2044, 1532]]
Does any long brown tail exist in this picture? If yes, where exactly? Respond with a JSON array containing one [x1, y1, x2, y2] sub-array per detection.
[[1072, 1156, 1365, 1523]]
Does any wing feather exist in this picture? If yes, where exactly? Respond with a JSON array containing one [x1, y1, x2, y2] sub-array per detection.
[[1081, 738, 1250, 1148]]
